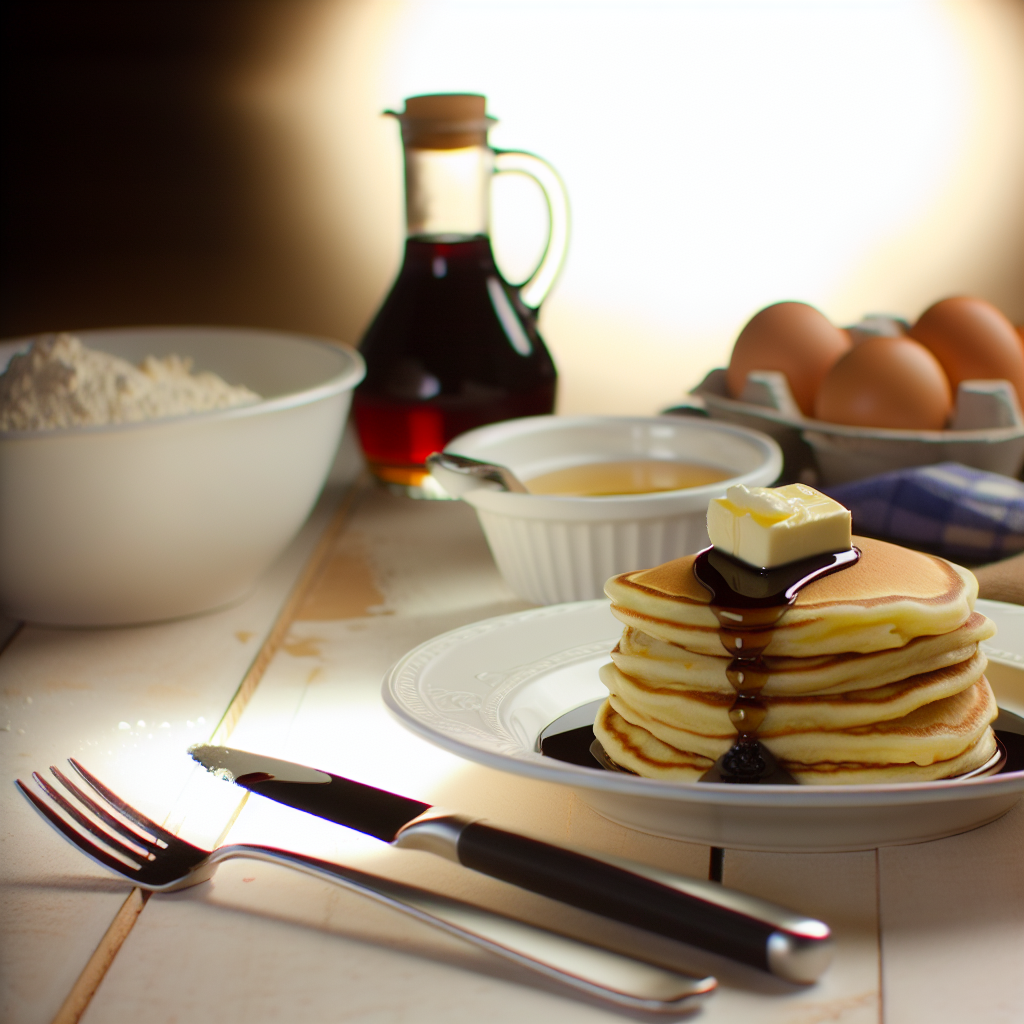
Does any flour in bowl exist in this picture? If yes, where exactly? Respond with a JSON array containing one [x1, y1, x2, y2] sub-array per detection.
[[0, 333, 261, 430]]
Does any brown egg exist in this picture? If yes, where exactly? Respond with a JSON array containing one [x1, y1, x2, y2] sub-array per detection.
[[814, 336, 953, 430], [727, 302, 851, 416], [908, 297, 1024, 407]]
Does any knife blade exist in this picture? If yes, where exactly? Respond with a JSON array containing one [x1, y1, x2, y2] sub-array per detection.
[[190, 743, 833, 983]]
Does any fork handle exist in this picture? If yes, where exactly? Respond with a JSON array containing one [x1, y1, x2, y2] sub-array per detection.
[[212, 843, 715, 1014]]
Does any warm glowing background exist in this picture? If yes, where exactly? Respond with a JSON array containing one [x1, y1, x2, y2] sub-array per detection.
[[3, 0, 1023, 415]]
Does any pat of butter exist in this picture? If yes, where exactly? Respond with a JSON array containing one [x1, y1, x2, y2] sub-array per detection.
[[707, 483, 852, 569]]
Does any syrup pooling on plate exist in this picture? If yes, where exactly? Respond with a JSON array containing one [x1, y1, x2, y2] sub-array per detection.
[[693, 546, 861, 784]]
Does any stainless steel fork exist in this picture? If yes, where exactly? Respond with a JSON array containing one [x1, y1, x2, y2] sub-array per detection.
[[17, 761, 716, 1014]]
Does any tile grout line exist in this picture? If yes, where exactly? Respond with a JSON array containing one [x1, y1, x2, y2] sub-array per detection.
[[206, 476, 370, 748], [47, 476, 370, 1024], [50, 889, 151, 1024]]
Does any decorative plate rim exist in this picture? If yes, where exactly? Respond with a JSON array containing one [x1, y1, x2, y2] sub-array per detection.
[[382, 600, 1024, 809]]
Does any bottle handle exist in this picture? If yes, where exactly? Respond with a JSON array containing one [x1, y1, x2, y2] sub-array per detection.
[[492, 149, 570, 311]]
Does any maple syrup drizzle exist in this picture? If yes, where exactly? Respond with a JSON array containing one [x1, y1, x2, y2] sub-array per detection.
[[693, 545, 861, 785]]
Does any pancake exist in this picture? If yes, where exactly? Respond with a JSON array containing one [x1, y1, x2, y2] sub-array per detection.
[[594, 701, 715, 779], [600, 649, 987, 734], [606, 676, 998, 767], [594, 696, 999, 785], [597, 525, 1000, 786], [605, 536, 978, 657], [611, 612, 995, 696]]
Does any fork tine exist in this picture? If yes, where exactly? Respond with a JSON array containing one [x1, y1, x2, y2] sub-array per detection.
[[20, 767, 211, 890], [16, 779, 148, 878], [31, 772, 155, 862], [49, 765, 165, 853], [67, 758, 182, 846]]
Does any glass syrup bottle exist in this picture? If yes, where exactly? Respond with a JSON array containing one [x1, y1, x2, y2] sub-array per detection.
[[352, 94, 568, 495]]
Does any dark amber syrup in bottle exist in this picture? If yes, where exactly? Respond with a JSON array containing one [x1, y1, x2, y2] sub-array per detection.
[[352, 236, 556, 489]]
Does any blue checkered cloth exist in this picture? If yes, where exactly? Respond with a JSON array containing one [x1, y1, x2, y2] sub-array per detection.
[[824, 462, 1024, 563]]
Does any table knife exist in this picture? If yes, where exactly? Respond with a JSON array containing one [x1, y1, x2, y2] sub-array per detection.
[[190, 744, 833, 983]]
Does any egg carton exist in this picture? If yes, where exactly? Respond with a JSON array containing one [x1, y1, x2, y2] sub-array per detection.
[[682, 368, 1024, 486]]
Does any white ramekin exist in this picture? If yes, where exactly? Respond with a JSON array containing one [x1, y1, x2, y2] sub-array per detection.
[[443, 415, 783, 605], [0, 326, 364, 625]]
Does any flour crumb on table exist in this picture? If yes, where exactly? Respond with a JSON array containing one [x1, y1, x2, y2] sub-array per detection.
[[0, 333, 260, 430]]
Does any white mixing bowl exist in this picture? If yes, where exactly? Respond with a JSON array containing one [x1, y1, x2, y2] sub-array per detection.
[[0, 326, 365, 625], [443, 415, 783, 604]]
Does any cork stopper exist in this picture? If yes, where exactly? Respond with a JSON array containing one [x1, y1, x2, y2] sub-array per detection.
[[387, 93, 496, 150]]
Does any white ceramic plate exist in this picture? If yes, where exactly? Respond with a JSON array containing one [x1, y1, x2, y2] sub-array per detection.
[[384, 600, 1024, 853]]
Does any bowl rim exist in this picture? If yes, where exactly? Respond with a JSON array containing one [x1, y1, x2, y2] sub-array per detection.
[[0, 325, 366, 440], [445, 413, 784, 512]]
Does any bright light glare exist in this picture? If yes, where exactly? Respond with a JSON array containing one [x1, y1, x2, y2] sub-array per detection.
[[223, 627, 470, 801], [219, 691, 471, 861], [252, 0, 1024, 415]]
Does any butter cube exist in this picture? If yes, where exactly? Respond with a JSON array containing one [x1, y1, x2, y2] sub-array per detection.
[[707, 484, 852, 569]]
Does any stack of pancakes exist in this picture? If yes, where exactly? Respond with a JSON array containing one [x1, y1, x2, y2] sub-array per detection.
[[595, 536, 999, 784]]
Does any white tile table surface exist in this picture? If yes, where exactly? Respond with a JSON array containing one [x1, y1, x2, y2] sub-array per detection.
[[2, 481, 1022, 1024]]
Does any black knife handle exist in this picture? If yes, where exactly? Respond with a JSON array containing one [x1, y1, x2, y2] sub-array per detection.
[[457, 822, 775, 970], [393, 814, 831, 982]]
